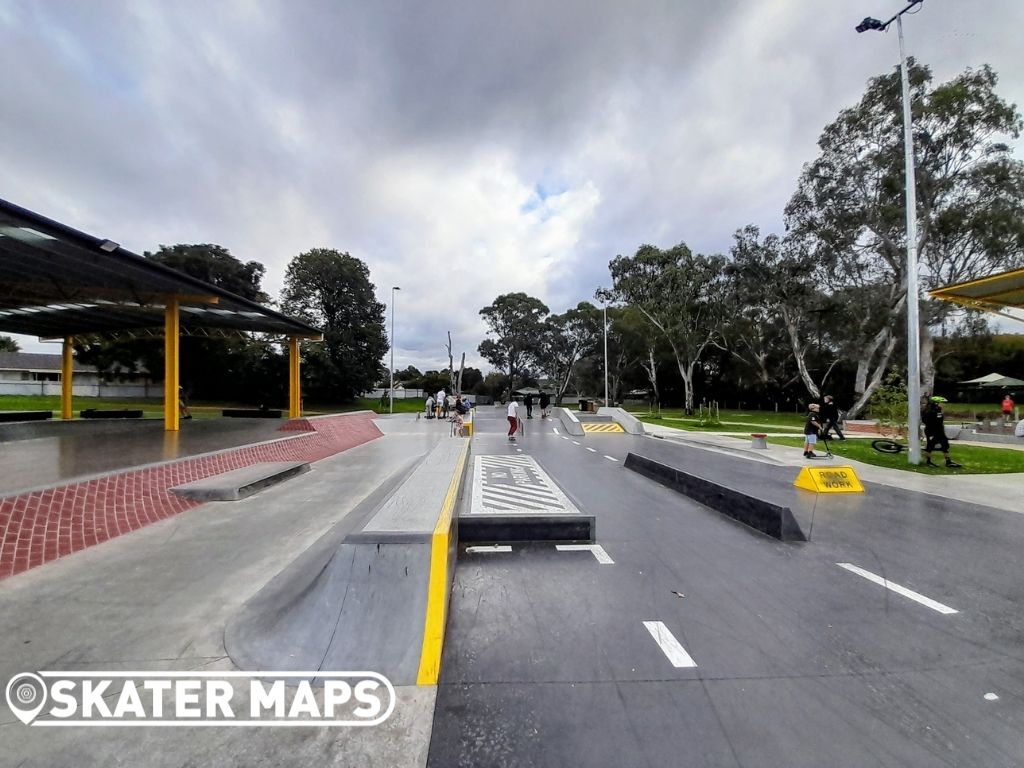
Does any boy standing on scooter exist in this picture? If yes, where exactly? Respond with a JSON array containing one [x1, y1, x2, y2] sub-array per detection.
[[803, 403, 823, 459], [922, 396, 961, 468]]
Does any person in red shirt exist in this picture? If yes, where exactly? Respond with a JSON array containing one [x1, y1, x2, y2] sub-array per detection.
[[1002, 394, 1015, 425]]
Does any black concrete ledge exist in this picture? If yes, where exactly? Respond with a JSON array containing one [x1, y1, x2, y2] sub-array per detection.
[[459, 514, 596, 544], [624, 452, 806, 542], [80, 408, 143, 419], [0, 410, 51, 422]]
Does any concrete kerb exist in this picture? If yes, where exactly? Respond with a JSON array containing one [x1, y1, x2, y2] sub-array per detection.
[[553, 406, 584, 436], [224, 439, 471, 688], [596, 406, 645, 435]]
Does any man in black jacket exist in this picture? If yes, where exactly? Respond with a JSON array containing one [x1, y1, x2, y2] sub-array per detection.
[[922, 396, 961, 468], [820, 395, 845, 440]]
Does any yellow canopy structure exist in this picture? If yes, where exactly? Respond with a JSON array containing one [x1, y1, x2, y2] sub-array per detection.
[[929, 267, 1024, 323]]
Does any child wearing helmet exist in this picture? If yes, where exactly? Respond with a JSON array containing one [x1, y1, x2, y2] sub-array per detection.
[[922, 396, 960, 468]]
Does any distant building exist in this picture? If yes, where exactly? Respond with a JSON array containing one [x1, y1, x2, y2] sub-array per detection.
[[0, 352, 157, 398]]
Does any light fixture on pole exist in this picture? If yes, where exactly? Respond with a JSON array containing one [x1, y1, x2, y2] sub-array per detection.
[[390, 286, 400, 415], [856, 0, 924, 464]]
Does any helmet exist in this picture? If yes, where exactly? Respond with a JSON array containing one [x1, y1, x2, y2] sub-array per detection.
[[929, 396, 947, 403]]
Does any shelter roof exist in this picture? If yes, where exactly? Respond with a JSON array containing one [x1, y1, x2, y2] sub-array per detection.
[[0, 198, 321, 339], [930, 267, 1024, 321], [959, 373, 1024, 387]]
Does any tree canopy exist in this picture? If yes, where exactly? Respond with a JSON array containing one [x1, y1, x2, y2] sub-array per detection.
[[281, 248, 388, 402]]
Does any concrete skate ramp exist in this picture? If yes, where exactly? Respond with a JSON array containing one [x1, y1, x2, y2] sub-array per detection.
[[226, 440, 470, 686], [553, 407, 584, 436], [596, 406, 645, 435]]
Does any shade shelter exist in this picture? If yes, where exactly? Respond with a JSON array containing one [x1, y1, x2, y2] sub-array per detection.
[[930, 267, 1024, 323], [958, 373, 1024, 388], [0, 198, 321, 430]]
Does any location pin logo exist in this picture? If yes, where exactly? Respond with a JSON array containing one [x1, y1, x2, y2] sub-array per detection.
[[5, 673, 48, 725]]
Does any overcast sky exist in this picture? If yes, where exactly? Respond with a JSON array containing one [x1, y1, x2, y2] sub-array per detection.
[[3, 0, 1022, 372]]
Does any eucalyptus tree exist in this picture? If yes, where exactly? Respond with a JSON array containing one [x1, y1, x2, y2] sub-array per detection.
[[608, 243, 726, 412], [537, 302, 601, 404], [477, 293, 549, 393], [786, 61, 1024, 415]]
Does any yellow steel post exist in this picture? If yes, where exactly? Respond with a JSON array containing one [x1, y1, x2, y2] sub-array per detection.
[[61, 336, 73, 420], [164, 297, 180, 431], [289, 336, 301, 418]]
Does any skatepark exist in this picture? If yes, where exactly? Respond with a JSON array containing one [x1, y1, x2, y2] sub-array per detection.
[[2, 402, 1024, 767]]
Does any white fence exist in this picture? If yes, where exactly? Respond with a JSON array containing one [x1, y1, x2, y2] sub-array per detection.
[[363, 388, 428, 400], [0, 382, 162, 398]]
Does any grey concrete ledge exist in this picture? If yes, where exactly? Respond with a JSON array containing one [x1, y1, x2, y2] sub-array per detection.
[[170, 462, 310, 501]]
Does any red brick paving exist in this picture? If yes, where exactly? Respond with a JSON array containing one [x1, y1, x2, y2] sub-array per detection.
[[0, 413, 382, 581]]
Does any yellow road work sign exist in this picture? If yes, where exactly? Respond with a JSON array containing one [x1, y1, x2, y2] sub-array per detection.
[[793, 466, 864, 493], [581, 423, 624, 433]]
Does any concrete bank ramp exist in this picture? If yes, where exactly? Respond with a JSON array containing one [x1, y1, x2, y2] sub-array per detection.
[[596, 406, 646, 434], [553, 407, 584, 436], [226, 440, 469, 686]]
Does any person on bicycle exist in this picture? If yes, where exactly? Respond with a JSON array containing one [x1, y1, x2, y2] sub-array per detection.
[[820, 395, 845, 440], [922, 396, 961, 468], [803, 403, 823, 459]]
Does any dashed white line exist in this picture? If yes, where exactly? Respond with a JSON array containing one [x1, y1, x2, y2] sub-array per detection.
[[556, 544, 614, 564], [643, 621, 697, 668], [553, 427, 560, 435], [560, 436, 570, 441], [466, 545, 513, 553], [585, 447, 597, 453], [572, 440, 581, 446], [604, 455, 618, 462], [836, 563, 959, 615]]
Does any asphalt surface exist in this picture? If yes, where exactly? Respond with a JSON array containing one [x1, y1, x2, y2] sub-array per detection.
[[428, 407, 1024, 767]]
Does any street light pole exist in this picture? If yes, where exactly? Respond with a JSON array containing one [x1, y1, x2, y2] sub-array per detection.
[[603, 303, 609, 408], [856, 0, 924, 464], [390, 286, 400, 415]]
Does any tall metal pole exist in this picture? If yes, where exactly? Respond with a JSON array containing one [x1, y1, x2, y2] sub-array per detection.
[[603, 303, 609, 407], [390, 286, 400, 415], [898, 15, 922, 464]]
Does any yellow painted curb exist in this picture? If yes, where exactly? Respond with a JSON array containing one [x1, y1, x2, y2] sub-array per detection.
[[416, 441, 470, 685]]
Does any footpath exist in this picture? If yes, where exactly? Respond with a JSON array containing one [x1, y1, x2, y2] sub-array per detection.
[[642, 421, 1024, 515]]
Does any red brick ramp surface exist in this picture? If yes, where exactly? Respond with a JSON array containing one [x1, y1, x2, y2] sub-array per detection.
[[0, 413, 382, 580]]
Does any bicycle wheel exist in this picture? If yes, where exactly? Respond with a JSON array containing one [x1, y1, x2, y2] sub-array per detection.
[[871, 439, 904, 454]]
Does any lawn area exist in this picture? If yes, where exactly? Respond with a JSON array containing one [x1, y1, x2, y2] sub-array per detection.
[[631, 408, 806, 433], [310, 398, 427, 415], [766, 436, 1024, 475]]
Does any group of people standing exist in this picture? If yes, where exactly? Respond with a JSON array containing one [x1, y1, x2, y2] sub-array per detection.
[[802, 393, 964, 468]]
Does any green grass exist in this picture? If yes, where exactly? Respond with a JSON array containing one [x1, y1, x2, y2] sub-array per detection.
[[309, 398, 428, 415], [766, 436, 1024, 475], [630, 408, 807, 428]]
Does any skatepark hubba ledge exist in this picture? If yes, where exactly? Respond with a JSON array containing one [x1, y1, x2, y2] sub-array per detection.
[[225, 440, 470, 686]]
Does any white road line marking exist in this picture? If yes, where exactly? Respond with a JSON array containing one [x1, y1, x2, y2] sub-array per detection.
[[472, 455, 581, 516], [572, 440, 581, 446], [585, 447, 597, 453], [836, 563, 959, 615], [556, 544, 614, 564], [643, 621, 697, 668], [560, 436, 570, 440], [604, 455, 618, 462], [553, 427, 560, 435], [466, 545, 513, 553]]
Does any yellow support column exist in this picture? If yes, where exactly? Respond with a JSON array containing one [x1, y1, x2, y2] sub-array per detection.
[[164, 297, 180, 432], [61, 336, 73, 420], [288, 336, 301, 418]]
